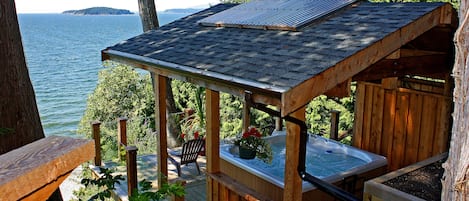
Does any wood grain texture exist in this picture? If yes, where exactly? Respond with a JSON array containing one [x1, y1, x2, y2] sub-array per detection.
[[283, 107, 305, 201], [442, 2, 469, 199], [0, 136, 94, 200], [206, 89, 220, 174], [355, 81, 451, 170], [153, 73, 168, 187]]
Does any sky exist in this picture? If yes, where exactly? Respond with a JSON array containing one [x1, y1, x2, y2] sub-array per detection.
[[15, 0, 221, 13]]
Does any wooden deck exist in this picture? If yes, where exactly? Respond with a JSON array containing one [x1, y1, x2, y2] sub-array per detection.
[[91, 154, 207, 201]]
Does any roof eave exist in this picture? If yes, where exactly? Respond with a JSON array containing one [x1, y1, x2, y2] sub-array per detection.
[[101, 49, 285, 107]]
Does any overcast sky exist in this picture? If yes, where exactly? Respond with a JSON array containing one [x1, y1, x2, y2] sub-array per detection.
[[15, 0, 220, 13]]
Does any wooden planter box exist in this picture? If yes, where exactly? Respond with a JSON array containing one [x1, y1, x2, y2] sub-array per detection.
[[364, 153, 447, 201]]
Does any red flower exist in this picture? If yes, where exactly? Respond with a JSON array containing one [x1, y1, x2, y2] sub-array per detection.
[[180, 133, 186, 139], [194, 131, 199, 139]]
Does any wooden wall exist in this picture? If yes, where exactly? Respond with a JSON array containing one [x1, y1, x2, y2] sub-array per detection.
[[353, 78, 452, 171]]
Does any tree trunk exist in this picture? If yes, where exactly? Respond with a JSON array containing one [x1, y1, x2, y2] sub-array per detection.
[[0, 1, 62, 200], [442, 1, 469, 200], [137, 0, 181, 147], [0, 0, 45, 154]]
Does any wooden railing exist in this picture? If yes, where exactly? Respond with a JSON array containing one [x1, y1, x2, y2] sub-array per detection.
[[91, 118, 185, 200]]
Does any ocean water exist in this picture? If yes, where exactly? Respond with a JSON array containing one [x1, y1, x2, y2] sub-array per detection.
[[18, 13, 188, 137]]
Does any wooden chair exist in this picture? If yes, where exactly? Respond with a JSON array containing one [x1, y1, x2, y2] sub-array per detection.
[[168, 138, 205, 176]]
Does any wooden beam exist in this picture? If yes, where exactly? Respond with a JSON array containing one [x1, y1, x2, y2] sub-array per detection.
[[281, 4, 449, 116], [283, 107, 305, 201], [382, 77, 399, 90], [352, 54, 451, 81], [324, 78, 351, 98], [0, 136, 94, 200], [101, 54, 283, 108], [152, 73, 168, 187], [22, 172, 72, 201]]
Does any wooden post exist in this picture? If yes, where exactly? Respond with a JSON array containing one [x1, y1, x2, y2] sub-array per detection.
[[92, 121, 102, 166], [205, 89, 220, 201], [242, 94, 251, 133], [275, 117, 283, 131], [283, 107, 305, 201], [118, 117, 128, 161], [152, 73, 168, 187], [126, 146, 138, 197], [330, 110, 340, 141]]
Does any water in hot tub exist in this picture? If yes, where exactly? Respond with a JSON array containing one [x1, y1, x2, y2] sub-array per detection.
[[244, 137, 368, 179]]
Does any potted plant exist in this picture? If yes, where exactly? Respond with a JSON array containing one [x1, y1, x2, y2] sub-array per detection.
[[235, 127, 273, 163]]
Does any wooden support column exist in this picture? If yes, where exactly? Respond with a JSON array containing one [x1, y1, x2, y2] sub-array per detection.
[[205, 89, 220, 201], [152, 72, 168, 187], [283, 107, 305, 201]]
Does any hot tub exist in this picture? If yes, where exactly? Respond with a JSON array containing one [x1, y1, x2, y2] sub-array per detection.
[[220, 132, 387, 200]]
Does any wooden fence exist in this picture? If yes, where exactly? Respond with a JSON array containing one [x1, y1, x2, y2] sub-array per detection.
[[353, 78, 452, 171]]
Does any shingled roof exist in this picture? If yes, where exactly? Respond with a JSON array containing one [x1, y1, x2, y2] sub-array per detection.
[[102, 1, 454, 116]]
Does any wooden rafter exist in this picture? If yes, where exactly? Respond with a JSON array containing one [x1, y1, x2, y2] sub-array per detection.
[[353, 54, 451, 81], [281, 3, 455, 116]]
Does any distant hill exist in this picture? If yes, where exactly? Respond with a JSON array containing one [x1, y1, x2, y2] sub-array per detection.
[[162, 8, 203, 14], [63, 7, 134, 15]]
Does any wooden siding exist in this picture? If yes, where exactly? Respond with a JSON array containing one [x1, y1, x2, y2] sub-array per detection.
[[353, 80, 451, 171]]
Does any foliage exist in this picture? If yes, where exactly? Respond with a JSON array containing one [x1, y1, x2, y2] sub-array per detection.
[[78, 62, 156, 160], [129, 180, 185, 201], [179, 113, 204, 142], [235, 127, 273, 163], [306, 94, 355, 137], [73, 167, 124, 201], [219, 93, 244, 138], [74, 167, 184, 201]]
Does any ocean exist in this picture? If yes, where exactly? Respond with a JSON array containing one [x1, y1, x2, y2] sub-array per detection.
[[18, 13, 188, 137]]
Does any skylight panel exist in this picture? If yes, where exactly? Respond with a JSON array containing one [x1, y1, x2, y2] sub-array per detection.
[[198, 0, 357, 31]]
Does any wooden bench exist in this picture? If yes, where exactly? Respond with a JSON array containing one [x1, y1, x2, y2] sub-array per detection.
[[0, 136, 94, 200]]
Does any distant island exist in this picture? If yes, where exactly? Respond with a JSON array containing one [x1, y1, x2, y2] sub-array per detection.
[[63, 7, 134, 15]]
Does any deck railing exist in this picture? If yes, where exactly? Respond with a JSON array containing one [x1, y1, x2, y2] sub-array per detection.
[[91, 118, 185, 200]]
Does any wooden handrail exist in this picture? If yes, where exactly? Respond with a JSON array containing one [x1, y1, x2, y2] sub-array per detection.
[[0, 136, 94, 200]]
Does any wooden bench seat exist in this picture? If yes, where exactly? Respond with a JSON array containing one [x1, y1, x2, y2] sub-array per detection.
[[0, 136, 94, 200]]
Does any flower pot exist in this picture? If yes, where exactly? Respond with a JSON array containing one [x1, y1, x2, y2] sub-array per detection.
[[239, 146, 256, 159]]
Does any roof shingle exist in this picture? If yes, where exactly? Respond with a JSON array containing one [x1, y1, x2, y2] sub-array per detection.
[[104, 2, 445, 92]]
